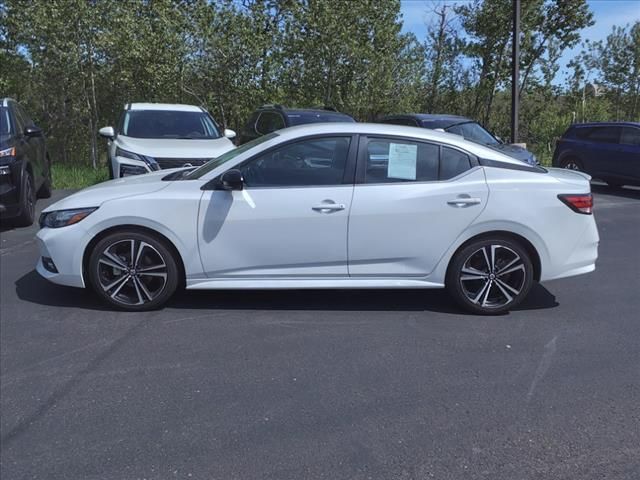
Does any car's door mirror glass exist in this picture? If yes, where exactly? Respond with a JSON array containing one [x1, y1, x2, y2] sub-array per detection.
[[218, 169, 244, 190]]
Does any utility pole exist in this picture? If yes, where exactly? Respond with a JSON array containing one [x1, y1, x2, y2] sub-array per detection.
[[511, 0, 520, 143]]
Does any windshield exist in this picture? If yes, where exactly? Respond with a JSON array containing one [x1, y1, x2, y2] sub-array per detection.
[[120, 110, 220, 139], [0, 107, 12, 136], [286, 112, 355, 126], [186, 133, 279, 179], [445, 121, 499, 145]]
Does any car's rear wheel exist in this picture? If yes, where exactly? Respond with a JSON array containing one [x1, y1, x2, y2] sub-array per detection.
[[88, 231, 179, 311], [446, 237, 534, 315], [560, 157, 583, 171], [14, 172, 36, 227]]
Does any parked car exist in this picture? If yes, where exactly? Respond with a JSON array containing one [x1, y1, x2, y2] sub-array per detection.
[[379, 114, 538, 165], [237, 105, 355, 144], [99, 103, 237, 179], [552, 122, 640, 188], [0, 98, 52, 227], [36, 123, 598, 314]]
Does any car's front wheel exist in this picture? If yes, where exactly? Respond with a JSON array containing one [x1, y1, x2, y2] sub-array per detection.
[[446, 237, 534, 315], [88, 231, 179, 311]]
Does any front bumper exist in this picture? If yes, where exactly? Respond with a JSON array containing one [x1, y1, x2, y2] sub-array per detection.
[[35, 225, 89, 288], [0, 161, 23, 218]]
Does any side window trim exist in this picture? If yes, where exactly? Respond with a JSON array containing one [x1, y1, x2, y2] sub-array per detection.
[[355, 135, 478, 185], [228, 133, 358, 189]]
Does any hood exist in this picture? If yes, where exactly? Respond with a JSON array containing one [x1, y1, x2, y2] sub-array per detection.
[[487, 143, 537, 164], [42, 168, 178, 212], [116, 135, 235, 159]]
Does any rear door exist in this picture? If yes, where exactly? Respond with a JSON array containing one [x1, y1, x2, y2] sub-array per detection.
[[618, 126, 640, 182], [582, 126, 622, 177], [347, 136, 488, 277]]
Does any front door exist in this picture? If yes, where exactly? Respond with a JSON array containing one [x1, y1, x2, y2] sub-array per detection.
[[198, 135, 355, 278]]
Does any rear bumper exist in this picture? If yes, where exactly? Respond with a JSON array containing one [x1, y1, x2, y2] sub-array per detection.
[[541, 216, 599, 282]]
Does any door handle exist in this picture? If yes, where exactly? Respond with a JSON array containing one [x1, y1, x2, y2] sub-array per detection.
[[312, 202, 346, 213], [447, 197, 482, 207]]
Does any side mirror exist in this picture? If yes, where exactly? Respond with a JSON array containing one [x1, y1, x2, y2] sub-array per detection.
[[224, 128, 237, 139], [217, 169, 243, 190], [24, 125, 42, 137], [99, 126, 115, 139]]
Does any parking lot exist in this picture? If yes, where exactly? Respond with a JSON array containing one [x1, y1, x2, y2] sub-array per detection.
[[1, 186, 639, 479]]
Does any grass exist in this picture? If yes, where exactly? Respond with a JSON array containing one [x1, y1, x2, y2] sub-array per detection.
[[52, 164, 109, 190]]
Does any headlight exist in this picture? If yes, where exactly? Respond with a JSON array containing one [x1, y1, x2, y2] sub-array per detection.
[[0, 147, 16, 157], [0, 147, 16, 165], [39, 207, 98, 229], [115, 147, 159, 170]]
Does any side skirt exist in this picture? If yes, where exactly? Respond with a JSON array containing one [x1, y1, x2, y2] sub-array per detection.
[[185, 278, 445, 290]]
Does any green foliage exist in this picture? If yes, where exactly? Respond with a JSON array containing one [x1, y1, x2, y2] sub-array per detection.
[[51, 163, 109, 189], [0, 0, 637, 175]]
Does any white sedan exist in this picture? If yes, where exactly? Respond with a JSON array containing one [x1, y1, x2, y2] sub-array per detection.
[[36, 123, 599, 314]]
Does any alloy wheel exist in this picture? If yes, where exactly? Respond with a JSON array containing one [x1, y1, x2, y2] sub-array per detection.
[[97, 239, 168, 306], [459, 244, 526, 309]]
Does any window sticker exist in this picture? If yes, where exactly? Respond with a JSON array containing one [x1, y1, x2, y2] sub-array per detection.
[[387, 143, 417, 180]]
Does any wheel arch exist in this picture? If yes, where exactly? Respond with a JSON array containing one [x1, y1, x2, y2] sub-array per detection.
[[82, 224, 187, 288], [445, 230, 542, 282]]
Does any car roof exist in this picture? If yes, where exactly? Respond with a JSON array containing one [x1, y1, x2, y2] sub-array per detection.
[[381, 113, 473, 128], [127, 103, 203, 112], [257, 105, 353, 118], [272, 123, 525, 166], [569, 121, 640, 128]]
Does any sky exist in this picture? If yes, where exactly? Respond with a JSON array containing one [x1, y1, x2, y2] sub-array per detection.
[[399, 0, 640, 85]]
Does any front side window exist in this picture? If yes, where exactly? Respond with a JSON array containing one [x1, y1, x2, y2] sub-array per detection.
[[186, 133, 279, 180], [255, 112, 285, 135], [121, 110, 220, 139], [363, 138, 472, 184], [240, 136, 351, 187], [446, 122, 499, 146], [620, 127, 640, 146], [586, 126, 621, 144]]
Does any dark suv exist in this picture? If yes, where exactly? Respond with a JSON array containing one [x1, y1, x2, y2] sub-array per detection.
[[238, 105, 355, 145], [0, 98, 51, 226], [379, 114, 538, 165], [552, 122, 640, 188]]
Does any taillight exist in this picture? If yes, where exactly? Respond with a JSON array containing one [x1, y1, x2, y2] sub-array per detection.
[[558, 193, 593, 214]]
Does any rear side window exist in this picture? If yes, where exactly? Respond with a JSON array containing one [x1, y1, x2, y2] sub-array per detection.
[[382, 118, 418, 127], [362, 138, 472, 184], [256, 112, 285, 135], [440, 147, 472, 180], [620, 127, 640, 146]]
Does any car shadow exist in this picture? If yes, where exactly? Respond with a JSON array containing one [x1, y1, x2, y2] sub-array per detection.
[[591, 183, 640, 200], [16, 270, 558, 315]]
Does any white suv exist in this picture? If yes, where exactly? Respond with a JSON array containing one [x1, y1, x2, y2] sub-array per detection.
[[99, 103, 236, 178]]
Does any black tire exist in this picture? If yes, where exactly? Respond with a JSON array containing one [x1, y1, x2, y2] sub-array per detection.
[[446, 236, 534, 315], [560, 157, 583, 171], [14, 172, 36, 227], [37, 154, 53, 199], [88, 230, 179, 311]]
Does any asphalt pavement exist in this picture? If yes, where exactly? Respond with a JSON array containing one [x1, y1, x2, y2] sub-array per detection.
[[1, 186, 639, 479]]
